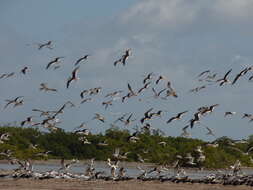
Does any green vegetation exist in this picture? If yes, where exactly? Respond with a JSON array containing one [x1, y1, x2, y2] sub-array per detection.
[[0, 126, 253, 169]]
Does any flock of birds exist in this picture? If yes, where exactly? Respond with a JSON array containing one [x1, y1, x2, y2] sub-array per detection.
[[1, 40, 253, 185]]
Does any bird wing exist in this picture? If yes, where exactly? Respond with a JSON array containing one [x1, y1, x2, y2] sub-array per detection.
[[178, 111, 188, 117], [74, 57, 84, 66], [232, 74, 241, 85], [72, 66, 79, 78], [223, 69, 232, 79], [127, 83, 135, 94], [167, 117, 176, 123], [46, 60, 56, 69], [151, 88, 158, 96], [144, 108, 153, 117], [198, 70, 210, 78], [66, 78, 72, 88], [127, 113, 133, 121], [158, 88, 166, 96]]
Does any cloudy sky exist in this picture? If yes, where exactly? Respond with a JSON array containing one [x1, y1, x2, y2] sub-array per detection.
[[1, 0, 253, 140]]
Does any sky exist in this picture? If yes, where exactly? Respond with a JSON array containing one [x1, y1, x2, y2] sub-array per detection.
[[1, 0, 253, 140]]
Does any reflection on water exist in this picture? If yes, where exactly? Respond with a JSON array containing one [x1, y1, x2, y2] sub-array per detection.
[[0, 162, 253, 178]]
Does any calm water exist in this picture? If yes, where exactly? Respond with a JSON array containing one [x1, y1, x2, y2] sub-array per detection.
[[1, 162, 253, 179]]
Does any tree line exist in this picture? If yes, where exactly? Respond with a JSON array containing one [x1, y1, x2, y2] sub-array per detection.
[[0, 125, 253, 168]]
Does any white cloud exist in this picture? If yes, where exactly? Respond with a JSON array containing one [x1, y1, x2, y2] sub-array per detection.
[[120, 0, 253, 28], [121, 0, 199, 27]]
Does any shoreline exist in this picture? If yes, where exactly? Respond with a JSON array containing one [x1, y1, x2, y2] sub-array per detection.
[[0, 178, 252, 190], [1, 159, 253, 170]]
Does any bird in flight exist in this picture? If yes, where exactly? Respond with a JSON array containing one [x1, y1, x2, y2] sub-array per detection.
[[167, 111, 188, 124], [232, 67, 251, 85], [114, 49, 132, 66], [224, 111, 236, 117], [74, 54, 90, 66], [37, 41, 53, 50], [21, 67, 29, 75], [216, 69, 232, 86], [66, 67, 80, 88], [39, 83, 57, 92], [4, 96, 24, 109], [46, 57, 64, 70]]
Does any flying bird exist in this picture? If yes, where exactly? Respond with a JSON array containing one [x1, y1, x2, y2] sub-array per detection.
[[114, 49, 131, 66], [37, 40, 53, 50], [224, 111, 236, 117], [151, 88, 166, 99], [4, 96, 24, 109], [197, 70, 210, 78], [21, 67, 29, 75], [74, 54, 90, 66], [232, 68, 249, 85], [21, 116, 34, 126], [40, 83, 57, 92], [46, 57, 64, 69], [93, 113, 105, 123], [216, 69, 232, 86], [143, 72, 154, 84], [167, 111, 188, 124], [155, 75, 166, 84], [66, 67, 80, 88]]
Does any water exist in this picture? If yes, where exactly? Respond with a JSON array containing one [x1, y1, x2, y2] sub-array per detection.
[[1, 162, 253, 179]]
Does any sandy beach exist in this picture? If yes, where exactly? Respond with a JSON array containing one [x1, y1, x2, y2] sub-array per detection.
[[0, 178, 252, 190]]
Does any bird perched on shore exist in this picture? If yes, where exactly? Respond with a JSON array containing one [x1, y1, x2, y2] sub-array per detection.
[[107, 158, 119, 178]]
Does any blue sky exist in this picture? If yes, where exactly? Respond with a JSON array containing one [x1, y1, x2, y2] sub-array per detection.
[[1, 0, 253, 140]]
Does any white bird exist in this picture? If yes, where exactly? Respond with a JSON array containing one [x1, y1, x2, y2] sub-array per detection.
[[58, 158, 79, 172], [0, 133, 10, 144], [107, 158, 119, 178]]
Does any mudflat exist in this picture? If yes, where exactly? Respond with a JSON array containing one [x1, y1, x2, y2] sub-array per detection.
[[0, 179, 252, 190]]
